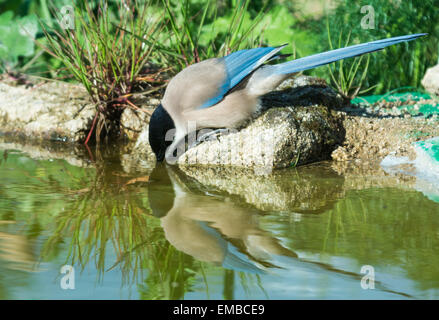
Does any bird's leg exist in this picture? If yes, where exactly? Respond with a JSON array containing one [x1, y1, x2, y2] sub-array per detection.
[[165, 133, 187, 165], [199, 128, 231, 142], [189, 128, 231, 149]]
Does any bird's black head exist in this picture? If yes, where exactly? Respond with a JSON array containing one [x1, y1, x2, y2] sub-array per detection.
[[147, 164, 175, 218], [149, 104, 175, 162]]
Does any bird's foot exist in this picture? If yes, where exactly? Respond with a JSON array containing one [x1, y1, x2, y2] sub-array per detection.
[[189, 128, 231, 149]]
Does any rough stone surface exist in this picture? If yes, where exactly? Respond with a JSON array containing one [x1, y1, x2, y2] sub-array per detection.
[[422, 64, 439, 96], [121, 124, 156, 173], [331, 113, 439, 163], [0, 80, 95, 142], [120, 97, 160, 141]]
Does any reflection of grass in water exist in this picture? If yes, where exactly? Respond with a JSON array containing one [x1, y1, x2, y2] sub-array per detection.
[[42, 184, 152, 283], [44, 194, 208, 299], [322, 196, 368, 255], [236, 272, 268, 300], [39, 163, 206, 299], [139, 245, 204, 300]]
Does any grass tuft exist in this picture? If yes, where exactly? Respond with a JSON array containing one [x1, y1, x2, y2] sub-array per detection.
[[325, 20, 374, 100], [160, 0, 266, 70], [39, 0, 167, 144]]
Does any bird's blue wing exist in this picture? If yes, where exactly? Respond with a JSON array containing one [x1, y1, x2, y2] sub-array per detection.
[[197, 45, 286, 109], [196, 34, 426, 110]]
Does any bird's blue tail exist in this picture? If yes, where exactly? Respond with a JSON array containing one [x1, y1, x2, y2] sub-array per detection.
[[275, 33, 427, 75]]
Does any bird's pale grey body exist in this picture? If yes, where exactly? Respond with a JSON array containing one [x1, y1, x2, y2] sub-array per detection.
[[149, 33, 427, 163], [163, 60, 286, 127], [161, 45, 291, 161]]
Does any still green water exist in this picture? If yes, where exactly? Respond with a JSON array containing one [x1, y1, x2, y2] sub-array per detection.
[[0, 146, 438, 300]]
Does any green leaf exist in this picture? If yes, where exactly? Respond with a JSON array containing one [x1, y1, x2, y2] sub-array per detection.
[[0, 11, 38, 67]]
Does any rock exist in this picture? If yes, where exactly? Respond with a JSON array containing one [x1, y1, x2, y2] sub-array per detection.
[[126, 75, 346, 172], [413, 136, 439, 178], [120, 108, 149, 141], [331, 145, 350, 162], [121, 124, 156, 173], [0, 80, 95, 142], [422, 64, 439, 96], [177, 76, 346, 172], [120, 97, 160, 141]]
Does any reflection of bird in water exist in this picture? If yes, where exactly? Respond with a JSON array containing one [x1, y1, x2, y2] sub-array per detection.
[[147, 165, 415, 298], [148, 164, 297, 273]]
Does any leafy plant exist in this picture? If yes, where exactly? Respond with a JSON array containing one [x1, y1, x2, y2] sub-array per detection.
[[0, 0, 75, 77], [0, 11, 39, 72]]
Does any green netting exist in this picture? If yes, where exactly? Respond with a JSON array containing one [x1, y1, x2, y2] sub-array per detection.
[[415, 137, 439, 164], [413, 138, 439, 203], [352, 91, 439, 117]]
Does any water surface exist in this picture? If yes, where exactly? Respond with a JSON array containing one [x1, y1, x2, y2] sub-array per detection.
[[0, 146, 438, 299]]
